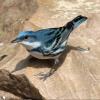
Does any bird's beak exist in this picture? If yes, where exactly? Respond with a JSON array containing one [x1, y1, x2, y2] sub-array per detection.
[[11, 38, 20, 43]]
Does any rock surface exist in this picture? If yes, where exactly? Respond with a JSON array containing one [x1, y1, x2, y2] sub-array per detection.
[[0, 0, 38, 42], [0, 0, 100, 99], [0, 69, 44, 100]]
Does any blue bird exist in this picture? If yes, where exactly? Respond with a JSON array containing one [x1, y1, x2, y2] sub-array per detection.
[[11, 15, 88, 80]]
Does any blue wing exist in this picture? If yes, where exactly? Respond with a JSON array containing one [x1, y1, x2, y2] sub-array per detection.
[[28, 24, 74, 56], [33, 27, 68, 47], [26, 22, 74, 57]]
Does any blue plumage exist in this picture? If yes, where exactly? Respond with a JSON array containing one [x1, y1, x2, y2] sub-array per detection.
[[11, 15, 87, 80]]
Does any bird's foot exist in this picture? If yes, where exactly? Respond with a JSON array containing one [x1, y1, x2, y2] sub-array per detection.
[[35, 58, 59, 81], [77, 47, 90, 52], [35, 71, 52, 81]]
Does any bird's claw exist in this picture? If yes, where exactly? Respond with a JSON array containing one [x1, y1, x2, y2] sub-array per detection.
[[35, 72, 52, 81]]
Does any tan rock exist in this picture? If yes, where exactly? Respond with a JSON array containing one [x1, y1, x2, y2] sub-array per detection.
[[0, 69, 44, 100], [0, 0, 100, 99]]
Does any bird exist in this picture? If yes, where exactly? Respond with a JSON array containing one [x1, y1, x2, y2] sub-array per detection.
[[11, 15, 88, 80]]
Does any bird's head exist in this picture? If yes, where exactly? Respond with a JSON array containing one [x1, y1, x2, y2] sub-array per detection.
[[11, 31, 41, 50], [72, 15, 87, 28]]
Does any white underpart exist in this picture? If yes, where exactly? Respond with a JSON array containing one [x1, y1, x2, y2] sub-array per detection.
[[21, 41, 46, 59], [31, 41, 41, 48], [21, 41, 41, 50], [30, 51, 44, 59], [21, 40, 66, 60]]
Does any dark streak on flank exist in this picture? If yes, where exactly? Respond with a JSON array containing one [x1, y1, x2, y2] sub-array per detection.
[[52, 26, 67, 49]]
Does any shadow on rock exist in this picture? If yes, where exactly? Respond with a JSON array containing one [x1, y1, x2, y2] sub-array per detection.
[[0, 69, 44, 100], [13, 45, 83, 73]]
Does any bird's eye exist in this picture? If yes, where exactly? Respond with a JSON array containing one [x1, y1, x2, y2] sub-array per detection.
[[24, 36, 28, 39]]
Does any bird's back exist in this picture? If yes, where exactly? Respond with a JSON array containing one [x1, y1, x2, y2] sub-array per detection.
[[27, 15, 87, 59]]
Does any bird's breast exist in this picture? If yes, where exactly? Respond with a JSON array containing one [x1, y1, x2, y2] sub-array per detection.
[[30, 51, 45, 59], [29, 50, 59, 59]]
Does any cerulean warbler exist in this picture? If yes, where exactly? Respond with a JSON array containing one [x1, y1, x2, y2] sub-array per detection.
[[11, 15, 87, 80]]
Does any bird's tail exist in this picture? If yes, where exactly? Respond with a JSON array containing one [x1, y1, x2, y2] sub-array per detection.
[[65, 15, 87, 29], [63, 15, 87, 40]]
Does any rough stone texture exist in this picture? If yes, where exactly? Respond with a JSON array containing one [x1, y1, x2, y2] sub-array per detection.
[[0, 90, 21, 100], [0, 0, 38, 42], [0, 69, 44, 100], [0, 0, 100, 99]]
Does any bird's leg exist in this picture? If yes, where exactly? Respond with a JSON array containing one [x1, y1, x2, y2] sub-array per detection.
[[76, 46, 90, 52], [35, 58, 59, 81]]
